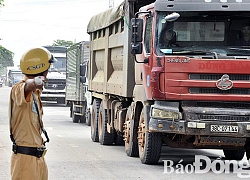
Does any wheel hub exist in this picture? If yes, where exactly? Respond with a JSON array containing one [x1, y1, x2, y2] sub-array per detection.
[[138, 119, 145, 149], [123, 121, 130, 144]]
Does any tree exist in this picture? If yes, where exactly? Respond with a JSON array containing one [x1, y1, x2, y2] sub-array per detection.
[[0, 0, 4, 7], [0, 46, 14, 67], [52, 39, 74, 47], [0, 46, 14, 75]]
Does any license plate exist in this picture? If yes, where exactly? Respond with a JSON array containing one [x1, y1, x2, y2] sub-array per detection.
[[210, 125, 238, 132]]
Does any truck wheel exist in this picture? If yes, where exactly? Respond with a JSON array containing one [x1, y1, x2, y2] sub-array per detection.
[[85, 110, 91, 126], [72, 111, 80, 123], [124, 103, 142, 157], [114, 132, 124, 146], [124, 120, 139, 157], [138, 106, 162, 164], [223, 148, 245, 160], [91, 98, 101, 142], [98, 102, 114, 145], [70, 104, 73, 118], [245, 138, 250, 160], [80, 115, 86, 123], [246, 150, 250, 160], [72, 103, 80, 123]]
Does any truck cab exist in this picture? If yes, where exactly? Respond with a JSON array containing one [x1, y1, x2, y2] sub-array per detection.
[[131, 0, 250, 162], [41, 46, 67, 104]]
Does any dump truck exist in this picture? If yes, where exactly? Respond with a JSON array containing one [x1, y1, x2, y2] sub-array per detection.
[[87, 0, 250, 164], [41, 46, 67, 104], [66, 41, 91, 124]]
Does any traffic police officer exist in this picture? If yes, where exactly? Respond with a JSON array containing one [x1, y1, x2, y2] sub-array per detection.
[[9, 47, 56, 180]]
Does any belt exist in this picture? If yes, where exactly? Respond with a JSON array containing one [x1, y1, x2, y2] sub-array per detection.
[[12, 144, 47, 158]]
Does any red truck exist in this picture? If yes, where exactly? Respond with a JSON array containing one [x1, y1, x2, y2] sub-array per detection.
[[87, 0, 250, 164]]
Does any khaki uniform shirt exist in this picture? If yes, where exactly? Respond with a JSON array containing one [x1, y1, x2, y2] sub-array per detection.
[[9, 78, 44, 147]]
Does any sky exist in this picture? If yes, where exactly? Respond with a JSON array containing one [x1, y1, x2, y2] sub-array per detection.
[[0, 0, 123, 65]]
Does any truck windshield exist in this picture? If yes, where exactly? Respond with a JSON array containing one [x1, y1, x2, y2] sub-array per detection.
[[12, 73, 23, 80], [156, 11, 250, 57], [49, 57, 66, 72]]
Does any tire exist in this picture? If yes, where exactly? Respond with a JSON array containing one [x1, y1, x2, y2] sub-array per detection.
[[114, 132, 124, 146], [124, 106, 139, 157], [246, 150, 250, 160], [124, 120, 139, 157], [79, 115, 86, 123], [80, 102, 87, 123], [85, 110, 91, 126], [138, 105, 162, 164], [72, 103, 80, 123], [98, 102, 114, 145], [245, 138, 250, 160], [91, 98, 101, 142], [70, 104, 73, 118], [72, 110, 80, 123], [223, 148, 245, 160]]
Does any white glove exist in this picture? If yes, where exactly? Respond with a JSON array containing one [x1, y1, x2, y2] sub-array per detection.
[[34, 76, 44, 86]]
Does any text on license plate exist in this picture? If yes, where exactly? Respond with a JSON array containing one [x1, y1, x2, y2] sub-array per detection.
[[210, 125, 238, 132]]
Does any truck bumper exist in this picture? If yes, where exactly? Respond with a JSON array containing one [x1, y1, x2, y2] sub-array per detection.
[[41, 91, 65, 104], [41, 94, 65, 98], [149, 118, 250, 137]]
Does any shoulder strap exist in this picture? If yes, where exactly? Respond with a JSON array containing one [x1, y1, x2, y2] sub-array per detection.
[[32, 92, 50, 145]]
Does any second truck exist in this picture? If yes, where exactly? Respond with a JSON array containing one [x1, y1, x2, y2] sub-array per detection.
[[66, 41, 91, 124], [86, 0, 250, 164]]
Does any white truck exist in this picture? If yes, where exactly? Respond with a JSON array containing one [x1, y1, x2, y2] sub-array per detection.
[[6, 66, 23, 87], [41, 46, 67, 104], [66, 41, 91, 124], [8, 69, 23, 87]]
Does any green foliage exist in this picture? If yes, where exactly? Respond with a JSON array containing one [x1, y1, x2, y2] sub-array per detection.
[[0, 46, 14, 67], [0, 0, 4, 7], [0, 46, 14, 75], [52, 39, 74, 47]]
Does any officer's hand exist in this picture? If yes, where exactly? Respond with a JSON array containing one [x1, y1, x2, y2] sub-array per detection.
[[34, 76, 44, 89]]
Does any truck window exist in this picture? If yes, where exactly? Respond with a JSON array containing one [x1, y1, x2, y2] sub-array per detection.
[[174, 22, 225, 42], [50, 57, 66, 72], [144, 16, 152, 54], [156, 11, 250, 57]]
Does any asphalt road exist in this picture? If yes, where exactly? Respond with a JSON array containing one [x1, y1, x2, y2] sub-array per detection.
[[0, 86, 248, 180]]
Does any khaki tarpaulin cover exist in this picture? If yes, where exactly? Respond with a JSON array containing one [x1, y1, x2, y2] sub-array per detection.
[[87, 1, 125, 33]]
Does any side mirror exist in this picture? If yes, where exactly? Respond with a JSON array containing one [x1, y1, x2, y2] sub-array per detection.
[[80, 76, 86, 83], [131, 18, 143, 55], [131, 42, 142, 54], [80, 64, 86, 76], [131, 18, 143, 42]]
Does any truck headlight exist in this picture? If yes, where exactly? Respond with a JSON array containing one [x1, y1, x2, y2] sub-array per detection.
[[151, 108, 181, 120]]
